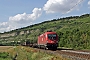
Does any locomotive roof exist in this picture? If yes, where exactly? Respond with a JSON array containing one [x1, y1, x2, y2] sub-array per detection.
[[45, 31, 56, 34], [39, 31, 57, 37]]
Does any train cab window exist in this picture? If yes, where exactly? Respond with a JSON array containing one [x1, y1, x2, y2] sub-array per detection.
[[48, 34, 57, 40]]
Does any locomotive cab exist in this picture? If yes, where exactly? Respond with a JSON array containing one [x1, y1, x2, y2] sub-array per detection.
[[46, 33, 58, 50], [38, 31, 58, 50]]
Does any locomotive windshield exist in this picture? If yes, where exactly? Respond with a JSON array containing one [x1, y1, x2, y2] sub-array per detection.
[[48, 34, 57, 40]]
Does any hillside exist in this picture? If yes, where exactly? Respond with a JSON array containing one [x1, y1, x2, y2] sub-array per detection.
[[0, 14, 90, 49]]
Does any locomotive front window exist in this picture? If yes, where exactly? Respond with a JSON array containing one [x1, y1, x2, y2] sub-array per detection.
[[48, 34, 57, 40]]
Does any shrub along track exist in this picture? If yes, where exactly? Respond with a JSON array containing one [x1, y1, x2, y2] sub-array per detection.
[[9, 46, 68, 60], [2, 46, 89, 60]]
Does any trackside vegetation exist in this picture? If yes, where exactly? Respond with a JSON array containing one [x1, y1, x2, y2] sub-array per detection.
[[0, 14, 90, 50], [0, 46, 69, 60]]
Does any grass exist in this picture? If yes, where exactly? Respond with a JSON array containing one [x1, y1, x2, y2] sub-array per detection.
[[0, 52, 12, 60], [0, 46, 13, 52], [0, 46, 70, 60]]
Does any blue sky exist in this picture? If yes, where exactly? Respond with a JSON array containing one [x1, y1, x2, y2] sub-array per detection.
[[0, 0, 90, 33]]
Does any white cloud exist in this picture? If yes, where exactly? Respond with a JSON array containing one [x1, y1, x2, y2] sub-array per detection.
[[0, 22, 17, 33], [43, 0, 83, 13], [88, 1, 90, 8], [0, 8, 42, 33], [0, 0, 84, 33], [88, 1, 90, 5], [0, 22, 9, 28], [9, 8, 42, 24]]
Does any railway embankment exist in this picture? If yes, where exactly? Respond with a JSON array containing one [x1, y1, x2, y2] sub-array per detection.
[[35, 47, 90, 60], [0, 46, 69, 60], [0, 46, 90, 60]]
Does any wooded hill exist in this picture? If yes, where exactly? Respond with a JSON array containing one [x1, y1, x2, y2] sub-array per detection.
[[0, 14, 90, 49]]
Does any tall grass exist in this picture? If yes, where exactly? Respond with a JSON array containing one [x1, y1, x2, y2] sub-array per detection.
[[0, 46, 70, 60]]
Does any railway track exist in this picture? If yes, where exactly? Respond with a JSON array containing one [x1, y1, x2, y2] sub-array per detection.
[[35, 48, 90, 60], [57, 50, 90, 60]]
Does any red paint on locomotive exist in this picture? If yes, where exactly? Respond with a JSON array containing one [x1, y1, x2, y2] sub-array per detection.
[[38, 31, 58, 50]]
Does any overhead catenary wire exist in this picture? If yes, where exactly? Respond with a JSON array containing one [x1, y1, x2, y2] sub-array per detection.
[[46, 0, 84, 19], [59, 0, 84, 18]]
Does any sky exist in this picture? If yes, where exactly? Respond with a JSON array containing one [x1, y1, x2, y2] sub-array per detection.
[[0, 0, 90, 33]]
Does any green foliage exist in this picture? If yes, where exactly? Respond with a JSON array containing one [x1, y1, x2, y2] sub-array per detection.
[[0, 52, 12, 60], [0, 14, 90, 49], [0, 52, 8, 58]]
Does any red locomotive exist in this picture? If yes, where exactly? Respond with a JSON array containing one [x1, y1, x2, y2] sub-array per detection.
[[38, 31, 58, 50]]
